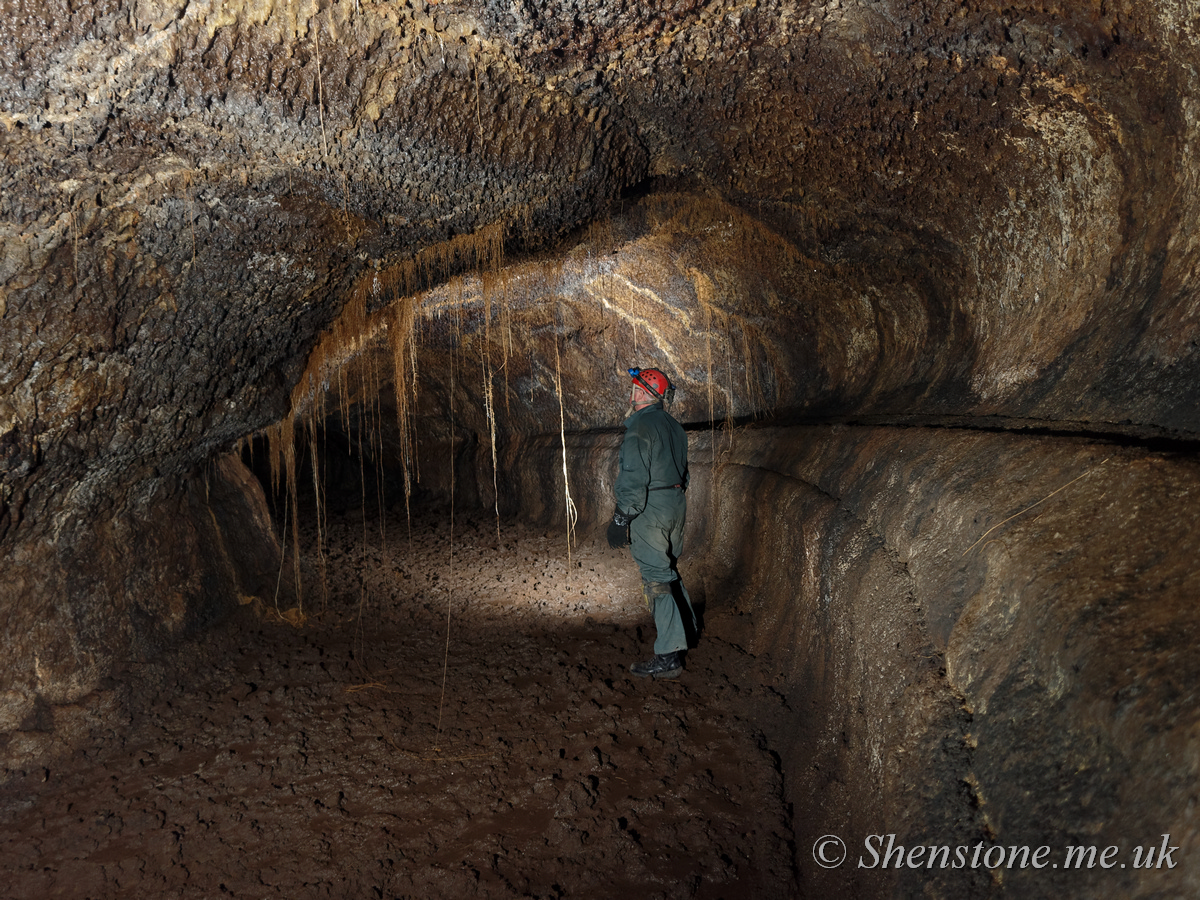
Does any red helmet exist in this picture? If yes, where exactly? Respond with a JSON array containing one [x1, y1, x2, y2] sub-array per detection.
[[629, 367, 673, 402]]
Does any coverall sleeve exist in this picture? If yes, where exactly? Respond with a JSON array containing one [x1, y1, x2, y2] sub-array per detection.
[[614, 423, 651, 516]]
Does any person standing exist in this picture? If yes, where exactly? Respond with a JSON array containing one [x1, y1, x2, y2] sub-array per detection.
[[607, 366, 698, 678]]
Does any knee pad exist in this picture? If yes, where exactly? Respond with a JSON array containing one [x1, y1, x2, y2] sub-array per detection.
[[641, 580, 673, 610]]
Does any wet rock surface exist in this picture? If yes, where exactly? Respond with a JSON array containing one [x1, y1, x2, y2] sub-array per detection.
[[0, 509, 796, 899]]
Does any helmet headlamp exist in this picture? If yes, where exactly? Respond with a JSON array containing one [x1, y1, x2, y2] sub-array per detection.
[[627, 367, 675, 405]]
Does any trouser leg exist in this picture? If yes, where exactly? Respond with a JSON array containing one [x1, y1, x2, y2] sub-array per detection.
[[630, 515, 678, 584], [629, 492, 696, 655], [648, 585, 696, 657], [675, 579, 699, 643]]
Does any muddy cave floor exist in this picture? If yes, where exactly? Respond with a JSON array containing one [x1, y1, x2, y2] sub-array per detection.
[[1, 507, 800, 899]]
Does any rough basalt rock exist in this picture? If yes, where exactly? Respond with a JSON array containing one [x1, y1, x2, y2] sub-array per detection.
[[2, 1, 1200, 896], [476, 423, 1200, 897], [0, 453, 285, 766]]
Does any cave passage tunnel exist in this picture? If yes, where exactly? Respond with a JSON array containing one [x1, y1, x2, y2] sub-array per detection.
[[3, 0, 1200, 897]]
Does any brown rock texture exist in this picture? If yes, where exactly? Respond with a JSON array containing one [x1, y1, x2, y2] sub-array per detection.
[[0, 510, 799, 899], [3, 0, 1200, 896]]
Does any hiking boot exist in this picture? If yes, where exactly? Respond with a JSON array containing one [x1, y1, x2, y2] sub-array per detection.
[[630, 651, 683, 679]]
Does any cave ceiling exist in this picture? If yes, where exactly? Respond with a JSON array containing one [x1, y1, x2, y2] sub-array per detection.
[[1, 0, 1199, 532]]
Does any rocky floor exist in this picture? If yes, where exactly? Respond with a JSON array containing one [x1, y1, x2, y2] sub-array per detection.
[[0, 507, 799, 899]]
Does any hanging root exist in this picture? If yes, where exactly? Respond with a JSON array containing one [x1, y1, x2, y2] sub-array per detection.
[[433, 326, 459, 752], [554, 312, 578, 564], [961, 458, 1110, 556]]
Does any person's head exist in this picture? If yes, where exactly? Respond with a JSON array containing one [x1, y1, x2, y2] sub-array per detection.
[[627, 367, 673, 409]]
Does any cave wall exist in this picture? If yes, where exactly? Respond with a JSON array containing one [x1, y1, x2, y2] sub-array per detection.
[[714, 426, 1200, 898], [469, 422, 1200, 898], [0, 453, 285, 770], [2, 3, 1200, 895]]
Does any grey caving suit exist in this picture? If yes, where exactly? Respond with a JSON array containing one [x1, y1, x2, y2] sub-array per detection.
[[615, 401, 698, 655]]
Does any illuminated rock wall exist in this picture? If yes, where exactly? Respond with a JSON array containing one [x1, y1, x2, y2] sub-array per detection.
[[3, 3, 1200, 895]]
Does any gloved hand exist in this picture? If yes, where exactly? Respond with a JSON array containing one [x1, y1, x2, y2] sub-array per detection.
[[606, 508, 633, 549]]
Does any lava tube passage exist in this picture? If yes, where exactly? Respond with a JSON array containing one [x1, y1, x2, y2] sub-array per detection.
[[4, 2, 1200, 896]]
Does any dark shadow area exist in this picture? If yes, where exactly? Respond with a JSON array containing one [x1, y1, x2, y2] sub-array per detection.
[[242, 424, 430, 526]]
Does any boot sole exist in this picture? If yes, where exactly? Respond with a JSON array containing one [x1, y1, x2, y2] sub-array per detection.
[[629, 665, 682, 678]]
